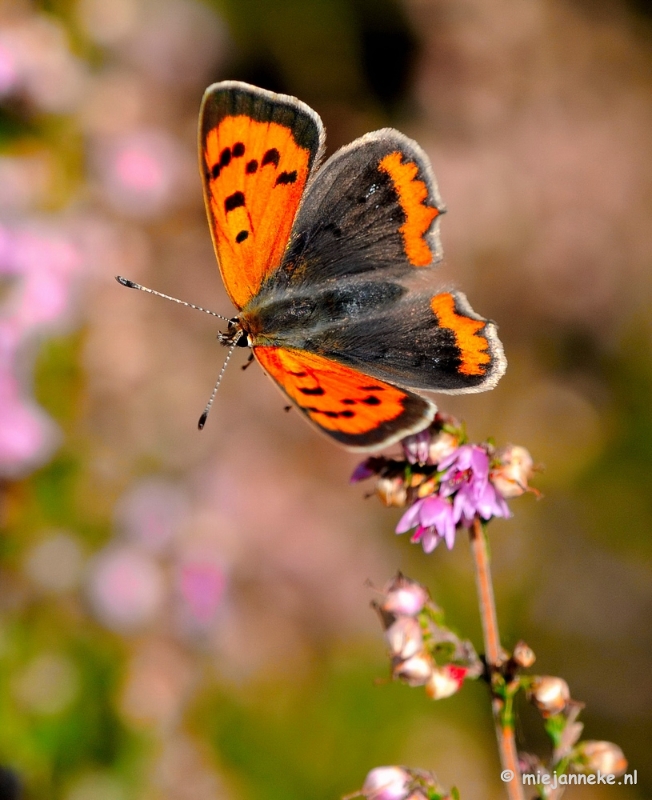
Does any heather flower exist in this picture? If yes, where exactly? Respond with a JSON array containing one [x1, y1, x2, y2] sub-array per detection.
[[361, 767, 412, 800], [529, 676, 570, 717], [573, 741, 627, 776], [394, 653, 434, 687], [396, 494, 456, 552], [402, 429, 431, 465], [88, 545, 165, 632], [491, 445, 535, 498], [375, 476, 408, 508], [179, 561, 225, 625], [439, 445, 511, 527], [357, 767, 449, 800], [425, 665, 468, 700], [385, 617, 424, 661], [380, 574, 429, 617]]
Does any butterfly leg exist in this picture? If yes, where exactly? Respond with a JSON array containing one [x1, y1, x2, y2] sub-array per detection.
[[241, 352, 255, 371]]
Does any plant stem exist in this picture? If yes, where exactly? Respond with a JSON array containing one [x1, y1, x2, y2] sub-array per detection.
[[469, 517, 524, 800]]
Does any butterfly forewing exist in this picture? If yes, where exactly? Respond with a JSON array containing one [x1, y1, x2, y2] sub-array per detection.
[[199, 82, 325, 310]]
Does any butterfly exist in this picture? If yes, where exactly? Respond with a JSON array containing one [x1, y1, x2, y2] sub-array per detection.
[[194, 80, 505, 450]]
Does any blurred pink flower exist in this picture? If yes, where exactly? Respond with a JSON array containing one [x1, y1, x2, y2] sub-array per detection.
[[0, 372, 59, 476], [0, 224, 83, 477], [88, 545, 164, 632], [97, 130, 190, 217], [0, 42, 18, 95], [362, 767, 412, 800], [0, 16, 87, 112], [115, 477, 189, 554], [179, 562, 225, 625]]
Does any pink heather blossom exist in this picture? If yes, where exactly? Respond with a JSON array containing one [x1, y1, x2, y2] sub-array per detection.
[[439, 445, 511, 527], [0, 224, 83, 477], [362, 767, 412, 800], [402, 429, 431, 465], [396, 494, 456, 552], [88, 546, 164, 633], [425, 664, 469, 700], [97, 130, 187, 217], [380, 574, 428, 617], [115, 478, 189, 554], [179, 562, 225, 625]]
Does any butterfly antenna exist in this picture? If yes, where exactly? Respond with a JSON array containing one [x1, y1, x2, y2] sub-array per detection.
[[115, 276, 231, 321], [197, 339, 239, 430]]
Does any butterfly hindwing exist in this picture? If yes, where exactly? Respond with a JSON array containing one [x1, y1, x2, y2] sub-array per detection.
[[199, 81, 325, 310], [253, 346, 436, 450], [299, 289, 506, 394]]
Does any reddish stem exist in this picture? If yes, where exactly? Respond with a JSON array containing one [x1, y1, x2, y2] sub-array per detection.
[[469, 517, 524, 800]]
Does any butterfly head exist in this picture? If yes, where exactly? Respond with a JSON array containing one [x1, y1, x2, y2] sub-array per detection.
[[218, 317, 250, 348]]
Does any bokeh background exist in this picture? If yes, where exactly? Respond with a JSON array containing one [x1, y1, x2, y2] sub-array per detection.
[[1, 0, 651, 798]]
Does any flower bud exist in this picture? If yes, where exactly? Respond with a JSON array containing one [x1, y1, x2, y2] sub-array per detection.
[[428, 431, 460, 465], [491, 445, 534, 498], [402, 430, 431, 465], [385, 617, 423, 660], [574, 741, 627, 776], [381, 574, 429, 617], [529, 676, 570, 717], [362, 766, 412, 800], [425, 665, 468, 700], [394, 653, 433, 686], [376, 476, 408, 508], [512, 640, 536, 669]]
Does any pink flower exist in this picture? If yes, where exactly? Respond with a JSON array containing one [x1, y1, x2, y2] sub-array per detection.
[[401, 429, 431, 465], [425, 664, 469, 700], [88, 546, 164, 632], [362, 767, 412, 800], [179, 562, 225, 625], [439, 445, 511, 527], [396, 494, 456, 552]]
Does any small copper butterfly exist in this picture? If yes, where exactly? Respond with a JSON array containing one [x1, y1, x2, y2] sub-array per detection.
[[120, 81, 506, 450]]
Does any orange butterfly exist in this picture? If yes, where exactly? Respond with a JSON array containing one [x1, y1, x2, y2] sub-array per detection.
[[120, 81, 506, 450]]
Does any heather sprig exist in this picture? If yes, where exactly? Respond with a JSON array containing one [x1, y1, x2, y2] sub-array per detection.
[[348, 417, 628, 800]]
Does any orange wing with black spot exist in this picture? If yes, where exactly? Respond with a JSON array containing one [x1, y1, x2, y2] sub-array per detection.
[[199, 82, 324, 310], [253, 346, 436, 450]]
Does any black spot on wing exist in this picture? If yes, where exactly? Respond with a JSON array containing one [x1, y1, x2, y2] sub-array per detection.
[[262, 148, 280, 168], [232, 142, 245, 157], [275, 170, 297, 186], [299, 386, 325, 396], [220, 147, 231, 167], [210, 163, 220, 180], [246, 159, 258, 174], [362, 395, 381, 405], [225, 191, 245, 213], [236, 230, 249, 243]]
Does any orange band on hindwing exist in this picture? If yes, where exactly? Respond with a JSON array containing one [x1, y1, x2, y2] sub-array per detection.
[[430, 293, 491, 376], [378, 151, 439, 267]]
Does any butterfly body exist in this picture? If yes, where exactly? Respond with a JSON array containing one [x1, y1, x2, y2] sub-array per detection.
[[200, 81, 506, 450]]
